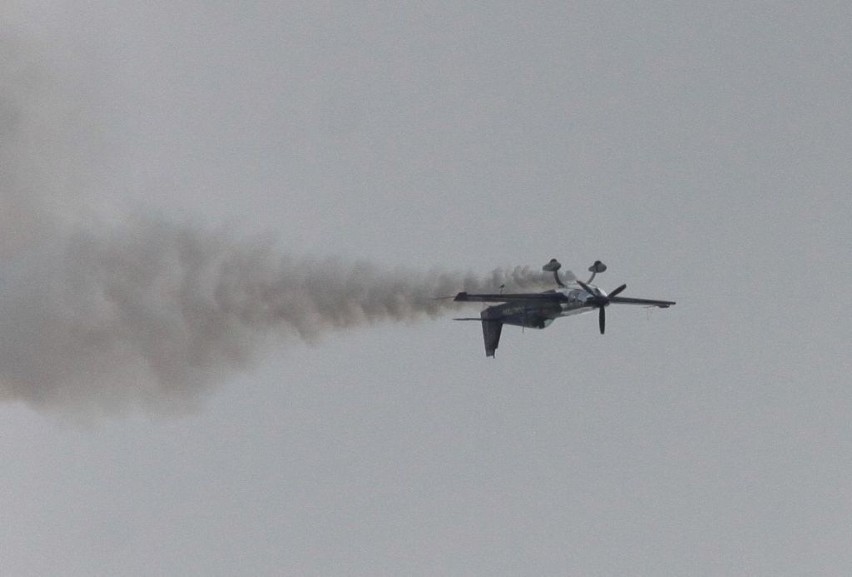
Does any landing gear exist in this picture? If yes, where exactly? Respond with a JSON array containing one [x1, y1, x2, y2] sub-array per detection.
[[587, 260, 607, 283], [542, 258, 566, 287]]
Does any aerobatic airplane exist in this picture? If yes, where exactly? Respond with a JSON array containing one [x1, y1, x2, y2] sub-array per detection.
[[454, 259, 675, 357]]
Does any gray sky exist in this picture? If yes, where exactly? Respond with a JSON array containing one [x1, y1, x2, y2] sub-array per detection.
[[3, 1, 851, 575]]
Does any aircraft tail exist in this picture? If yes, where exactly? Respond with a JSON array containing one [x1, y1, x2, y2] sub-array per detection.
[[480, 311, 503, 358], [453, 310, 503, 357]]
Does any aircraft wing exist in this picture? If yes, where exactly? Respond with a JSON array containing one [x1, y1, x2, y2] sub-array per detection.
[[454, 291, 567, 303], [609, 296, 676, 308]]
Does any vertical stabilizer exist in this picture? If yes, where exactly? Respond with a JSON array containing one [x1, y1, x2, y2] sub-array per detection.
[[481, 311, 503, 358]]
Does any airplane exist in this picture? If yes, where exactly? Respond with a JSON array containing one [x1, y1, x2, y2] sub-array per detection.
[[453, 259, 675, 357]]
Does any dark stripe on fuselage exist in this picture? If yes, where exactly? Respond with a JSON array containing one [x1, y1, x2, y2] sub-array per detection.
[[482, 301, 563, 329]]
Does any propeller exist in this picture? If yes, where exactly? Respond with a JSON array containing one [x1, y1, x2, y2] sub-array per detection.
[[576, 281, 627, 334]]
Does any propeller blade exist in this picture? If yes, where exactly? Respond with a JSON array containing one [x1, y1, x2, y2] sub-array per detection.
[[577, 280, 598, 297], [599, 306, 606, 334], [608, 284, 627, 298]]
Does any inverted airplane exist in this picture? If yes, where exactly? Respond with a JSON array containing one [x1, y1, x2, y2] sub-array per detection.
[[454, 259, 675, 357]]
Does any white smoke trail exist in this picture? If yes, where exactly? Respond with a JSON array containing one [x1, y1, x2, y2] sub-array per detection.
[[0, 217, 554, 412], [0, 20, 557, 413]]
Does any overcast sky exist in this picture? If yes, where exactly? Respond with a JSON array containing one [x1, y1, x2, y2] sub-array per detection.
[[2, 1, 851, 575]]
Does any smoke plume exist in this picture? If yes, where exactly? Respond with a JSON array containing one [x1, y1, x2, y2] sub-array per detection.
[[0, 219, 553, 412], [0, 22, 555, 413]]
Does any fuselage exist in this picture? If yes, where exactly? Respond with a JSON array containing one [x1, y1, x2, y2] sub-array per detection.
[[482, 286, 601, 329]]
